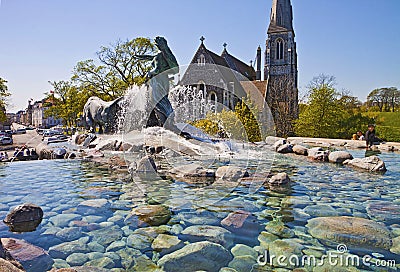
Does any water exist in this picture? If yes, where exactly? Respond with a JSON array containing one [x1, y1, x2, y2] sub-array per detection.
[[0, 147, 399, 271]]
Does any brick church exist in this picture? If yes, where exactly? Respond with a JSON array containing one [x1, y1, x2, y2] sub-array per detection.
[[180, 0, 298, 136]]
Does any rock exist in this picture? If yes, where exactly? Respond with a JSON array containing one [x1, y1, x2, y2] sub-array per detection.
[[116, 248, 141, 269], [343, 155, 387, 172], [118, 142, 133, 151], [366, 202, 400, 224], [390, 236, 400, 255], [169, 163, 215, 178], [105, 240, 125, 252], [215, 166, 249, 180], [151, 234, 184, 255], [268, 239, 303, 268], [307, 147, 329, 162], [328, 151, 353, 163], [77, 199, 110, 215], [292, 145, 308, 156], [265, 136, 285, 145], [158, 241, 233, 272], [84, 257, 115, 269], [231, 244, 258, 259], [49, 237, 90, 259], [55, 227, 82, 242], [66, 253, 88, 266], [273, 139, 287, 151], [303, 204, 338, 217], [1, 238, 54, 272], [176, 212, 220, 226], [107, 156, 129, 170], [82, 133, 97, 147], [228, 255, 257, 271], [135, 156, 157, 173], [3, 203, 43, 233], [268, 173, 291, 185], [265, 221, 294, 238], [88, 225, 123, 247], [306, 216, 392, 250], [221, 210, 251, 229], [126, 233, 153, 250], [96, 139, 118, 151], [132, 255, 159, 271], [127, 205, 171, 227], [258, 231, 279, 249], [181, 225, 233, 248], [75, 134, 88, 145], [49, 214, 82, 228], [276, 144, 293, 154], [0, 258, 24, 272]]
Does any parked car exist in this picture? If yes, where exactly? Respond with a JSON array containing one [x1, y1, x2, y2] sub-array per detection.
[[43, 129, 62, 137], [37, 128, 44, 135], [14, 128, 27, 134], [0, 136, 13, 145]]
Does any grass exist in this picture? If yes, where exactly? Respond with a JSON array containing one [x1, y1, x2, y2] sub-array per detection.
[[363, 112, 400, 142]]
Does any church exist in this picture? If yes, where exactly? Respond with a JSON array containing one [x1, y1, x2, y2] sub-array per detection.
[[180, 0, 298, 136]]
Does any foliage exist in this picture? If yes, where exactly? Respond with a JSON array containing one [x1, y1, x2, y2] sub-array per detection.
[[363, 111, 400, 142], [0, 77, 11, 122], [367, 87, 400, 112], [192, 96, 262, 142]]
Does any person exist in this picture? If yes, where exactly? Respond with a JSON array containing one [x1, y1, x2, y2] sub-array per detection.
[[26, 148, 31, 157], [0, 152, 4, 161], [4, 152, 8, 160], [365, 124, 376, 148], [352, 134, 358, 140], [356, 131, 365, 140]]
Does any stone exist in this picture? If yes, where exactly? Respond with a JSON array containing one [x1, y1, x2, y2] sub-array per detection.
[[268, 173, 291, 185], [268, 239, 303, 268], [228, 255, 257, 271], [66, 253, 88, 266], [4, 203, 43, 225], [107, 156, 129, 170], [168, 163, 215, 178], [116, 248, 142, 269], [49, 214, 82, 228], [56, 227, 82, 242], [84, 257, 115, 269], [77, 199, 110, 215], [126, 233, 153, 250], [292, 145, 308, 156], [1, 238, 54, 272], [106, 240, 125, 252], [132, 255, 159, 271], [258, 231, 279, 249], [151, 234, 184, 255], [343, 155, 387, 172], [307, 147, 329, 162], [390, 236, 400, 255], [49, 237, 90, 259], [176, 212, 220, 226], [265, 221, 294, 238], [135, 156, 157, 173], [88, 225, 123, 247], [277, 144, 293, 154], [87, 241, 105, 253], [181, 225, 233, 248], [215, 166, 249, 180], [127, 205, 171, 227], [273, 139, 287, 151], [0, 259, 24, 272], [265, 136, 285, 145], [221, 210, 251, 229], [366, 202, 400, 224], [328, 151, 353, 163], [303, 205, 338, 217], [306, 216, 392, 250], [231, 244, 258, 259], [96, 139, 118, 151], [158, 241, 233, 272]]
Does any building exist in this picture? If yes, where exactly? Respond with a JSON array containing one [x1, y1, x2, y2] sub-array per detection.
[[32, 100, 62, 128], [181, 0, 298, 136]]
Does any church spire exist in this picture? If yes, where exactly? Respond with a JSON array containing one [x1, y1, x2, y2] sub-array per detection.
[[268, 0, 293, 33]]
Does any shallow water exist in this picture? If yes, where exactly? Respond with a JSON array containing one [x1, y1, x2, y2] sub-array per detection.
[[0, 147, 399, 271]]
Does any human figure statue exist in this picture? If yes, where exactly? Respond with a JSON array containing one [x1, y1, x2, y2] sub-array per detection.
[[135, 37, 191, 139]]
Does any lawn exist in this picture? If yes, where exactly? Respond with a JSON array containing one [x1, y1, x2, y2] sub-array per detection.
[[363, 112, 400, 142]]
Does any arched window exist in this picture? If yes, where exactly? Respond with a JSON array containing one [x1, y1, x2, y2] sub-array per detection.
[[198, 54, 206, 66], [276, 39, 284, 60], [210, 93, 216, 101]]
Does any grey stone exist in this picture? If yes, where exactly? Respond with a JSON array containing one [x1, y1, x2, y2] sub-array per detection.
[[181, 225, 233, 248], [77, 199, 110, 215], [228, 255, 257, 271], [268, 172, 291, 185], [231, 244, 258, 259], [49, 214, 81, 227], [277, 143, 293, 154], [343, 155, 387, 172], [106, 240, 126, 252], [215, 166, 249, 180], [152, 234, 184, 256], [49, 237, 90, 259], [328, 151, 353, 163], [66, 252, 88, 266], [84, 257, 115, 269], [304, 204, 338, 217], [88, 225, 123, 247], [307, 147, 329, 162], [55, 227, 82, 242], [292, 145, 308, 156]]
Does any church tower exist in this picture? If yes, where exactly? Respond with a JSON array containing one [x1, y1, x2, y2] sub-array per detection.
[[264, 0, 298, 136]]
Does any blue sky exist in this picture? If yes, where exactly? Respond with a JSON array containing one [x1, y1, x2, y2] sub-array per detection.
[[1, 0, 399, 111]]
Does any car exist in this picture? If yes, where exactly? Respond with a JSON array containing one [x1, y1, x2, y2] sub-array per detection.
[[0, 136, 13, 145], [43, 129, 62, 137], [15, 128, 27, 134], [37, 128, 44, 135]]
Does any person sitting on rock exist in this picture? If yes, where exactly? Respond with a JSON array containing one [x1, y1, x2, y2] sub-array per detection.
[[356, 131, 365, 140], [365, 125, 384, 148]]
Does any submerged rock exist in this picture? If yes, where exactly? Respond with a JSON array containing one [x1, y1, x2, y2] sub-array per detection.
[[49, 237, 90, 259], [77, 199, 110, 215], [343, 155, 387, 172], [127, 205, 171, 227], [181, 225, 233, 248], [1, 238, 54, 272], [366, 202, 400, 224], [3, 203, 43, 233], [221, 210, 251, 229], [215, 166, 249, 180], [168, 163, 215, 178], [151, 234, 184, 256], [158, 241, 233, 272], [268, 173, 291, 185], [306, 216, 392, 250], [268, 239, 303, 268], [328, 151, 353, 163], [0, 258, 24, 272], [391, 236, 400, 255]]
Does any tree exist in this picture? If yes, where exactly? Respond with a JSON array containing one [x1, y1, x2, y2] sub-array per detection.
[[295, 75, 346, 138], [367, 87, 399, 112], [0, 77, 11, 122]]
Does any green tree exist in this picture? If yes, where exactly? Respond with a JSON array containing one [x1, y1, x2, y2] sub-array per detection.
[[0, 77, 11, 122], [295, 75, 346, 138]]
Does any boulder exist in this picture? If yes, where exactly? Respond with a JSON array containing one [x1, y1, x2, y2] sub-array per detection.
[[265, 136, 285, 145], [328, 151, 353, 163], [168, 163, 215, 178], [3, 203, 43, 233], [221, 210, 251, 229], [343, 155, 387, 172], [306, 216, 392, 250], [127, 205, 171, 227], [276, 144, 293, 154], [268, 172, 291, 185], [273, 139, 287, 151], [292, 145, 308, 156], [95, 139, 118, 151], [151, 234, 184, 256], [48, 237, 90, 259], [215, 166, 249, 180], [1, 238, 54, 272], [181, 225, 233, 248], [391, 236, 400, 255], [268, 239, 303, 268], [0, 259, 24, 272], [158, 241, 233, 272], [107, 156, 129, 170], [307, 147, 329, 162], [136, 156, 157, 173]]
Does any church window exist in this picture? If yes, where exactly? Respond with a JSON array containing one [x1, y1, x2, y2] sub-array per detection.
[[276, 39, 284, 60], [198, 54, 206, 66]]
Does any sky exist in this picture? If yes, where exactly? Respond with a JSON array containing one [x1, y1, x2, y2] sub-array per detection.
[[1, 0, 399, 112]]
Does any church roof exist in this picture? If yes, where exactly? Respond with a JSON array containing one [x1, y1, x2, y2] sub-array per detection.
[[221, 49, 256, 81], [268, 0, 294, 34]]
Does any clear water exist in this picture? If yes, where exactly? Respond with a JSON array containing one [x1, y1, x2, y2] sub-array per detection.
[[0, 148, 399, 271]]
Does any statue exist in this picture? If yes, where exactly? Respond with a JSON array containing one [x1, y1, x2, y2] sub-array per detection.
[[83, 96, 123, 133], [135, 37, 191, 138]]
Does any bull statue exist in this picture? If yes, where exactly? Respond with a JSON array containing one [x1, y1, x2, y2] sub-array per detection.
[[83, 96, 124, 134]]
